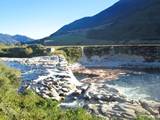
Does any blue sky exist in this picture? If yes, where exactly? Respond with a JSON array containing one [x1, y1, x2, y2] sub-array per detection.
[[0, 0, 119, 39]]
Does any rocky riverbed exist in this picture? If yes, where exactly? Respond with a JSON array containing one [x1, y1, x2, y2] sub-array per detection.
[[0, 56, 160, 120], [71, 64, 128, 83], [0, 56, 81, 101]]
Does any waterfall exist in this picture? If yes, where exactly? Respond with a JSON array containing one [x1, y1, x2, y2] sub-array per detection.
[[79, 46, 89, 64], [81, 46, 84, 57], [81, 46, 88, 59], [110, 46, 115, 55]]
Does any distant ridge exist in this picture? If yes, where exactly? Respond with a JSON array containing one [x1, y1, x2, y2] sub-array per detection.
[[0, 33, 34, 45], [13, 35, 34, 43]]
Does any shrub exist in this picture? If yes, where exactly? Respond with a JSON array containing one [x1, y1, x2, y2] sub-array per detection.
[[58, 47, 82, 63], [0, 44, 51, 58]]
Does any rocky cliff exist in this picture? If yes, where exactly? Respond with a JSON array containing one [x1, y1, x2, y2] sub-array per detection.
[[78, 45, 160, 68]]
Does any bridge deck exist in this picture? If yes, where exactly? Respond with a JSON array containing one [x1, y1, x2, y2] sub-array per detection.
[[47, 44, 160, 48]]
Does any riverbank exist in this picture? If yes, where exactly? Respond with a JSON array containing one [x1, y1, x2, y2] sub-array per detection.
[[1, 56, 160, 120], [0, 60, 99, 120], [0, 56, 81, 101]]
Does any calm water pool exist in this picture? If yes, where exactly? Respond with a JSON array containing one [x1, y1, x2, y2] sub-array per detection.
[[106, 71, 160, 101]]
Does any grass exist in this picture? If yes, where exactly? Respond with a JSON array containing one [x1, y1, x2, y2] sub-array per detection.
[[136, 115, 155, 120]]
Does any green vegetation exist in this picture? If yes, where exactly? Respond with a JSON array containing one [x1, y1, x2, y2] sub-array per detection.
[[0, 63, 102, 120], [84, 47, 111, 58], [136, 115, 154, 120], [0, 44, 52, 58], [55, 47, 82, 63]]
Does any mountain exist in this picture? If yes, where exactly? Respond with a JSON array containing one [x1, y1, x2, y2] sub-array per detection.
[[0, 34, 19, 45], [44, 0, 160, 45], [13, 35, 33, 43], [0, 34, 34, 45]]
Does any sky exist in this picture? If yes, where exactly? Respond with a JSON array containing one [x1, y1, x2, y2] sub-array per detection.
[[0, 0, 119, 39]]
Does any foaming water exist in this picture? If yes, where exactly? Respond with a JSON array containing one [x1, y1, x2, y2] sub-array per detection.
[[106, 72, 160, 101], [6, 61, 49, 81]]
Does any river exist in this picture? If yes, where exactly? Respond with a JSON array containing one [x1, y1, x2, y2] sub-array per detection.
[[1, 55, 160, 102], [106, 70, 160, 101]]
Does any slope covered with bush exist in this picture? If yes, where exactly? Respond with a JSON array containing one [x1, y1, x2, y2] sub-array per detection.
[[44, 0, 160, 45]]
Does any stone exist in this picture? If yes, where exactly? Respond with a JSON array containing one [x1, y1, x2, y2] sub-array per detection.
[[140, 100, 160, 117], [85, 104, 100, 115], [100, 103, 137, 119], [62, 88, 69, 92]]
